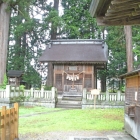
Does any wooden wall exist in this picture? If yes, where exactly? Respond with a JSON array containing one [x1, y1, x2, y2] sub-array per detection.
[[54, 64, 95, 92], [125, 75, 140, 105]]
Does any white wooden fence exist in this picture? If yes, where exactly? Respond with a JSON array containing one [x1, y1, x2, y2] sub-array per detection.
[[0, 85, 56, 101], [84, 89, 125, 102], [0, 86, 125, 102]]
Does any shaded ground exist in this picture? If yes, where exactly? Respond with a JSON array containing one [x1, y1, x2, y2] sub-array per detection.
[[19, 130, 136, 140]]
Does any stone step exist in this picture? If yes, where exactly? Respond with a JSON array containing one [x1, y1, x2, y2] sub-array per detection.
[[62, 96, 82, 101], [57, 100, 81, 104], [56, 99, 82, 109], [56, 103, 82, 109]]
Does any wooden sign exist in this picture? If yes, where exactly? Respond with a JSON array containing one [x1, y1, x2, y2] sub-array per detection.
[[91, 89, 100, 95]]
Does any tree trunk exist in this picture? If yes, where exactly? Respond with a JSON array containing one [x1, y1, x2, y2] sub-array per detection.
[[0, 3, 10, 84], [46, 0, 59, 87], [124, 25, 133, 72]]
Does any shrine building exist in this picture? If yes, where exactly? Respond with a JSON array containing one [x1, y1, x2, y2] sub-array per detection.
[[39, 39, 108, 96]]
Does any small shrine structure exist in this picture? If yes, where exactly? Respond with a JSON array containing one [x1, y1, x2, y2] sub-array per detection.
[[120, 68, 140, 139], [39, 39, 108, 96], [7, 70, 23, 87]]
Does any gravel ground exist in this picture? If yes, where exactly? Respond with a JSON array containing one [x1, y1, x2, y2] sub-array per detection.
[[19, 130, 127, 140]]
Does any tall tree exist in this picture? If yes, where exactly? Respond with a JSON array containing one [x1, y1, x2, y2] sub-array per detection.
[[61, 0, 97, 39], [7, 0, 52, 88], [46, 0, 60, 87], [0, 2, 10, 84], [132, 25, 140, 68], [124, 25, 133, 72], [105, 26, 127, 91]]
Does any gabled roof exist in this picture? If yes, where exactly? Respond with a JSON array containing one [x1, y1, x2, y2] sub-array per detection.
[[7, 70, 23, 77], [38, 39, 108, 64], [90, 0, 140, 25]]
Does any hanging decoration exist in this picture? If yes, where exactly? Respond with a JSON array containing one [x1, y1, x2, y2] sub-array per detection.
[[64, 71, 84, 81], [66, 74, 79, 81]]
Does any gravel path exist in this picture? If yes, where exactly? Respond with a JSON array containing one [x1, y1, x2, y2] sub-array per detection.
[[19, 130, 127, 140]]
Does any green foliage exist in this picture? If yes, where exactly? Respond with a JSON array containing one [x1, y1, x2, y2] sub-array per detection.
[[0, 74, 8, 89], [7, 0, 49, 88], [105, 26, 127, 90], [61, 0, 98, 39], [132, 25, 140, 68], [10, 94, 30, 102], [19, 85, 25, 91], [44, 85, 52, 90], [23, 66, 41, 88]]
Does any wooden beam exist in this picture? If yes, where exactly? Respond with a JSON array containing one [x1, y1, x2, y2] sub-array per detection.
[[105, 9, 140, 17], [107, 6, 139, 13], [109, 2, 140, 11], [96, 16, 140, 26], [104, 12, 140, 21], [111, 0, 138, 5]]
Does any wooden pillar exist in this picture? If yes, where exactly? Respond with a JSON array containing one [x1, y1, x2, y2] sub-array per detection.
[[101, 74, 106, 92], [83, 65, 85, 88], [124, 25, 133, 72], [92, 65, 94, 88], [62, 65, 64, 92], [94, 66, 97, 88], [46, 62, 53, 86], [0, 3, 10, 84]]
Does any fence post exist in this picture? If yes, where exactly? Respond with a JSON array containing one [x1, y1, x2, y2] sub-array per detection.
[[6, 85, 11, 101], [82, 88, 87, 103], [51, 87, 55, 100], [30, 87, 33, 97], [106, 91, 109, 101], [41, 86, 44, 98], [117, 90, 121, 101], [14, 103, 19, 139], [1, 106, 6, 140]]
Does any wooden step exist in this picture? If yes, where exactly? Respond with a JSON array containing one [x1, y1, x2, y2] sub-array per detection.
[[56, 99, 82, 109], [62, 96, 82, 101]]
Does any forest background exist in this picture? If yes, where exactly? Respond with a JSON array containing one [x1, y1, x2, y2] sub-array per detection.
[[1, 0, 140, 92]]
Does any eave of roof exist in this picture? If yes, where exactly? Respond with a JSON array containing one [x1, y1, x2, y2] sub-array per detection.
[[7, 70, 23, 77], [90, 0, 140, 26], [119, 68, 140, 78], [89, 0, 111, 17]]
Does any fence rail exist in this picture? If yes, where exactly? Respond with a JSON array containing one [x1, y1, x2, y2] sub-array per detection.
[[0, 103, 19, 140], [0, 86, 56, 101], [86, 91, 125, 101], [0, 86, 125, 103]]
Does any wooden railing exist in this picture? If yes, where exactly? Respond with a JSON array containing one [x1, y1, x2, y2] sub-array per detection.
[[0, 89, 7, 98], [0, 103, 19, 140], [86, 91, 125, 101], [0, 86, 56, 101]]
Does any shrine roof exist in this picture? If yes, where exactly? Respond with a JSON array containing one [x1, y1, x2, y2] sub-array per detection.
[[38, 39, 108, 64], [7, 70, 23, 77]]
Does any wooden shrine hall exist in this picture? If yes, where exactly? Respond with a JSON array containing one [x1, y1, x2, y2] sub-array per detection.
[[89, 0, 140, 139], [39, 39, 108, 96]]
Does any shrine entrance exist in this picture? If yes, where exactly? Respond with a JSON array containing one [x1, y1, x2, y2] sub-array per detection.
[[63, 71, 83, 96], [54, 64, 96, 97]]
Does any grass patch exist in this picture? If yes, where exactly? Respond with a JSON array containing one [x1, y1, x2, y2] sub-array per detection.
[[19, 107, 124, 134], [19, 106, 61, 116]]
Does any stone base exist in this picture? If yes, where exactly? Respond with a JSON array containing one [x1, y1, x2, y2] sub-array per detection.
[[82, 104, 124, 109], [23, 101, 55, 108]]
